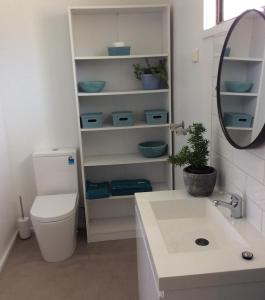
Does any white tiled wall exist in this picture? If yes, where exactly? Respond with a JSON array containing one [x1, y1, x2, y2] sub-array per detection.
[[210, 32, 265, 234]]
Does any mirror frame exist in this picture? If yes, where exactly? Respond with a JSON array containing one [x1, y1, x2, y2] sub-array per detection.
[[217, 9, 265, 149]]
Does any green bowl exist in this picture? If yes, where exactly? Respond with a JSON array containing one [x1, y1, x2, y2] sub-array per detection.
[[78, 81, 106, 93], [225, 81, 253, 93], [138, 141, 167, 158]]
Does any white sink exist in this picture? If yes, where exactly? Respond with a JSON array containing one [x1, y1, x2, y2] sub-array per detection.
[[151, 198, 247, 253], [135, 190, 265, 292]]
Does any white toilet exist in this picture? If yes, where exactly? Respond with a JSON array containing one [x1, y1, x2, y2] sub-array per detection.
[[30, 148, 78, 262]]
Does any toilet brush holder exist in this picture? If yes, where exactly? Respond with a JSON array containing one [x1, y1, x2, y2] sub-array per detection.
[[17, 195, 32, 240], [17, 217, 31, 240]]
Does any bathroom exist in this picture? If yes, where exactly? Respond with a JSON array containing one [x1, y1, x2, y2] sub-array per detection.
[[1, 0, 265, 299]]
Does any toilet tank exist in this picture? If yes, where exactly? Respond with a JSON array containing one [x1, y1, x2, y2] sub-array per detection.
[[33, 148, 78, 195]]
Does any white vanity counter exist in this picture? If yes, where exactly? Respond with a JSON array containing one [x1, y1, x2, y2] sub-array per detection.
[[135, 190, 265, 299]]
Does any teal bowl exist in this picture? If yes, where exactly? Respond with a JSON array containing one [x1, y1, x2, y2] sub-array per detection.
[[138, 141, 167, 158], [78, 81, 106, 93], [225, 81, 253, 93]]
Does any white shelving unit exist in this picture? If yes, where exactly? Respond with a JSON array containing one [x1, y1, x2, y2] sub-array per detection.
[[220, 92, 258, 97], [223, 57, 263, 62], [226, 126, 253, 131], [68, 5, 172, 242], [75, 53, 168, 60], [80, 122, 169, 132], [78, 88, 169, 97]]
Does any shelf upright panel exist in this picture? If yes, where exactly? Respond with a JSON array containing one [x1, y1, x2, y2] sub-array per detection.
[[68, 8, 90, 240]]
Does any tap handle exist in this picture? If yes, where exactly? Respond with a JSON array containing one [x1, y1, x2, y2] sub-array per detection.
[[227, 193, 242, 207]]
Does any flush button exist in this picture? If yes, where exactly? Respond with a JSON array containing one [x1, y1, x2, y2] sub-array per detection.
[[242, 251, 254, 260]]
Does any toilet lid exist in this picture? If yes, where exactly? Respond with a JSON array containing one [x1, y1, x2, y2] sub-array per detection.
[[30, 193, 77, 223]]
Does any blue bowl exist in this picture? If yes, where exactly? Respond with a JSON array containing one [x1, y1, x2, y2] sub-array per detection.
[[138, 141, 167, 158], [78, 81, 106, 93], [225, 81, 253, 93]]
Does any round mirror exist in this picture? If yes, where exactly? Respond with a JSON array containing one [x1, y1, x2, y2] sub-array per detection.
[[217, 9, 265, 149]]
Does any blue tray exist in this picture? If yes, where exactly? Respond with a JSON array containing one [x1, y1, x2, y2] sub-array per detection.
[[111, 179, 152, 196]]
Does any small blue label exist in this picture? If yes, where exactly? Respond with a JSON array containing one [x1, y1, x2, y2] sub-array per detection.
[[68, 156, 75, 165]]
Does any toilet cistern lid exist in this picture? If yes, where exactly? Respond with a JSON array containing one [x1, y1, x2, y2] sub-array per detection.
[[30, 193, 77, 223]]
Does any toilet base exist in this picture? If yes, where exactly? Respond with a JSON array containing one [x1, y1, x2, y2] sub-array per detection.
[[32, 213, 77, 262]]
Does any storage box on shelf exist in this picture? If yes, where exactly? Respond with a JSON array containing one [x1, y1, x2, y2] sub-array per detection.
[[80, 112, 103, 128], [112, 111, 134, 127], [68, 4, 172, 242], [145, 109, 168, 125]]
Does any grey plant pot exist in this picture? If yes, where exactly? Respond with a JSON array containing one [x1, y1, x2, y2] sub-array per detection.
[[183, 166, 217, 197]]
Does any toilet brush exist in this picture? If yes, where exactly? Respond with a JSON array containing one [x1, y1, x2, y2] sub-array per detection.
[[17, 196, 31, 240]]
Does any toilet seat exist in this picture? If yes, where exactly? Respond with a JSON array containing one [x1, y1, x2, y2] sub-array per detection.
[[30, 193, 77, 223]]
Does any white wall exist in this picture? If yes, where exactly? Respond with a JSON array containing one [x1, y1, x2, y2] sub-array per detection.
[[0, 100, 17, 271], [170, 0, 212, 187], [0, 0, 168, 217]]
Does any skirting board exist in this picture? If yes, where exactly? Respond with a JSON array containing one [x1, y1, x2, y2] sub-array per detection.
[[0, 231, 17, 272]]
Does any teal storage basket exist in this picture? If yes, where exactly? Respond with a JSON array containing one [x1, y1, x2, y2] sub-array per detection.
[[224, 112, 253, 128], [144, 109, 168, 125], [81, 112, 103, 128], [112, 111, 134, 127], [108, 46, 131, 56]]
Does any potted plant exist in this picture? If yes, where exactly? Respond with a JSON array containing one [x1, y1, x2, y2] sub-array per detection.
[[169, 123, 217, 197], [133, 59, 168, 90]]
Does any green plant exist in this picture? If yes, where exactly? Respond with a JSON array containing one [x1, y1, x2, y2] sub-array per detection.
[[133, 58, 168, 87], [169, 123, 209, 169]]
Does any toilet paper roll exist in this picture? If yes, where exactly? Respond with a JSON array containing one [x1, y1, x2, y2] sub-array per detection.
[[17, 217, 32, 240]]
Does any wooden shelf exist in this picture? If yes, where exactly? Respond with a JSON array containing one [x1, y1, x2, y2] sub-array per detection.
[[83, 153, 168, 167], [220, 92, 258, 97], [81, 122, 169, 132], [78, 89, 169, 97], [224, 57, 263, 62], [226, 127, 253, 131], [86, 182, 170, 202], [75, 53, 168, 61], [87, 216, 135, 242]]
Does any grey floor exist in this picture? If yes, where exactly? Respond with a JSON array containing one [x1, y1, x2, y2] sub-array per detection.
[[0, 232, 138, 300]]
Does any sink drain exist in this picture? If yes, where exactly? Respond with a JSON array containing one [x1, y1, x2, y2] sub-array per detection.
[[195, 238, 209, 246]]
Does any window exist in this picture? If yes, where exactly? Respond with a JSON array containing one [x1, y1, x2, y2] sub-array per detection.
[[204, 0, 265, 30]]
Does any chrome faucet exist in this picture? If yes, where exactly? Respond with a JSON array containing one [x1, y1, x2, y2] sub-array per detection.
[[213, 193, 243, 218]]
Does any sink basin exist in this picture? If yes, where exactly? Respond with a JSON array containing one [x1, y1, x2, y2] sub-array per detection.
[[135, 190, 265, 293], [151, 198, 247, 253]]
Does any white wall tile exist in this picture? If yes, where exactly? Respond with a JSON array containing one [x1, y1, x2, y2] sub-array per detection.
[[261, 211, 265, 237], [246, 198, 262, 231], [248, 143, 265, 160], [223, 160, 246, 193], [246, 176, 265, 210], [232, 148, 265, 183]]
